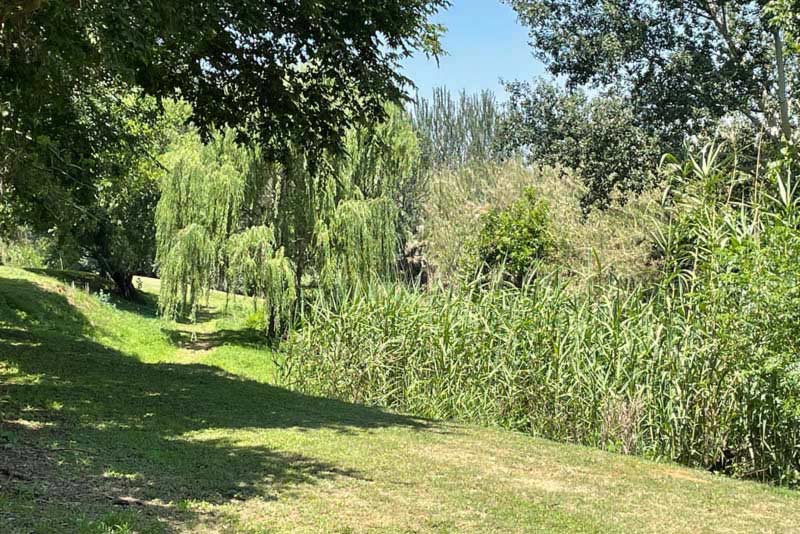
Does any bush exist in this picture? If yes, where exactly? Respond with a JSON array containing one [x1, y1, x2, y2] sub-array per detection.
[[244, 309, 267, 331], [475, 186, 551, 284], [0, 229, 50, 268], [422, 161, 537, 281]]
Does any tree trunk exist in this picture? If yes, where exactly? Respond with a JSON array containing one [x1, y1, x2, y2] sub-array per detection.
[[294, 261, 304, 316], [110, 271, 137, 300], [773, 28, 791, 141]]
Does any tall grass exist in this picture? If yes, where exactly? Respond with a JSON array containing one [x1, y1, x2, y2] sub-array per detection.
[[0, 227, 50, 268], [423, 160, 663, 284], [283, 144, 800, 486], [284, 270, 799, 484]]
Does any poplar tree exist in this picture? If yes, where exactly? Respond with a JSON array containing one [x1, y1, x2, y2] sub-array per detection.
[[505, 0, 795, 143]]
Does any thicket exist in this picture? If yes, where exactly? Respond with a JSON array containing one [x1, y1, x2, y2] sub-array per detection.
[[421, 160, 662, 285], [282, 141, 800, 486]]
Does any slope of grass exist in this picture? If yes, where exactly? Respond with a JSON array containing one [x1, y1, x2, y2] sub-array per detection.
[[1, 266, 800, 533]]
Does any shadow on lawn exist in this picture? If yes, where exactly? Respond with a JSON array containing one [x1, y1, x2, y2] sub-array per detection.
[[0, 276, 430, 531], [25, 268, 161, 318], [165, 327, 269, 351]]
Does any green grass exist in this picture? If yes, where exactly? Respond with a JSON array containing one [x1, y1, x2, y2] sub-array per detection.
[[1, 266, 800, 533]]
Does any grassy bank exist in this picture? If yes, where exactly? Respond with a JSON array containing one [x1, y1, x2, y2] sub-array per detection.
[[2, 267, 800, 533]]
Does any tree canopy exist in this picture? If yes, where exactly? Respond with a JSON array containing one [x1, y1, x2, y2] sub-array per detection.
[[2, 0, 448, 150], [505, 0, 794, 143], [0, 0, 448, 296], [498, 80, 659, 208]]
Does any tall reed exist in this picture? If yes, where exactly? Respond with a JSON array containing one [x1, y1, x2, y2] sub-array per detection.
[[283, 143, 800, 485], [284, 269, 799, 484]]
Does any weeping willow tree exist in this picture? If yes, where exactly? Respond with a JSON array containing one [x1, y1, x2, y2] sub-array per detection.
[[226, 225, 296, 331], [157, 126, 298, 329], [157, 223, 214, 320], [266, 105, 419, 302], [343, 104, 423, 235], [156, 128, 249, 320], [317, 197, 399, 296], [272, 144, 335, 293], [156, 103, 422, 328]]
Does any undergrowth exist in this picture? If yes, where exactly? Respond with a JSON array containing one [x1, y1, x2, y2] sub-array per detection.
[[284, 143, 800, 486]]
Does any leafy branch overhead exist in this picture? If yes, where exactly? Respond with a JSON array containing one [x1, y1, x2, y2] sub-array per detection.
[[1, 0, 449, 150]]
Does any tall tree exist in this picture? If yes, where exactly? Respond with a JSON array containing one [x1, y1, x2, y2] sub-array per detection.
[[411, 88, 505, 172], [1, 0, 448, 151], [498, 81, 659, 208], [505, 1, 794, 144], [0, 90, 185, 298], [0, 0, 448, 296]]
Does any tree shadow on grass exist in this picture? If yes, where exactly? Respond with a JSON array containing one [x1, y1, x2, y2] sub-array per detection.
[[0, 276, 432, 531], [164, 327, 268, 351], [25, 267, 162, 318]]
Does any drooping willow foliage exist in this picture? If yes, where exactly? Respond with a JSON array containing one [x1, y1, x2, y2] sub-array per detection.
[[157, 223, 214, 320], [155, 104, 421, 329], [156, 128, 294, 323], [156, 130, 245, 319], [344, 105, 423, 233], [318, 197, 399, 296], [226, 225, 296, 330]]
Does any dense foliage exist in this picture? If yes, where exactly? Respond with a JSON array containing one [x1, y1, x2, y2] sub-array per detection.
[[475, 187, 552, 285], [155, 105, 420, 328], [504, 0, 795, 144], [1, 0, 448, 153], [1, 92, 182, 297], [0, 0, 447, 296], [499, 81, 660, 208], [284, 144, 800, 485]]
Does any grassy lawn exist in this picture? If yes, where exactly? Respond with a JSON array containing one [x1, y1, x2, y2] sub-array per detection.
[[1, 266, 799, 533]]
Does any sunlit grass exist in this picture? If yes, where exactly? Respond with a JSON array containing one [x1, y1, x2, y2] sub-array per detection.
[[2, 266, 800, 533]]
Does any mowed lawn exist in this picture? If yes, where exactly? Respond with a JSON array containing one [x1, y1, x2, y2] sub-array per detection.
[[1, 267, 799, 533]]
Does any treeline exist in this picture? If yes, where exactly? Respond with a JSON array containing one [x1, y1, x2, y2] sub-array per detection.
[[0, 0, 447, 296]]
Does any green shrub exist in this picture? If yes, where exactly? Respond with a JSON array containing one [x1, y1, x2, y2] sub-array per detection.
[[422, 161, 536, 281], [244, 309, 267, 331], [475, 186, 552, 284], [0, 233, 49, 268]]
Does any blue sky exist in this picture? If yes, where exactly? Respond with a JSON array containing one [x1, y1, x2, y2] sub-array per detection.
[[402, 0, 545, 100]]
